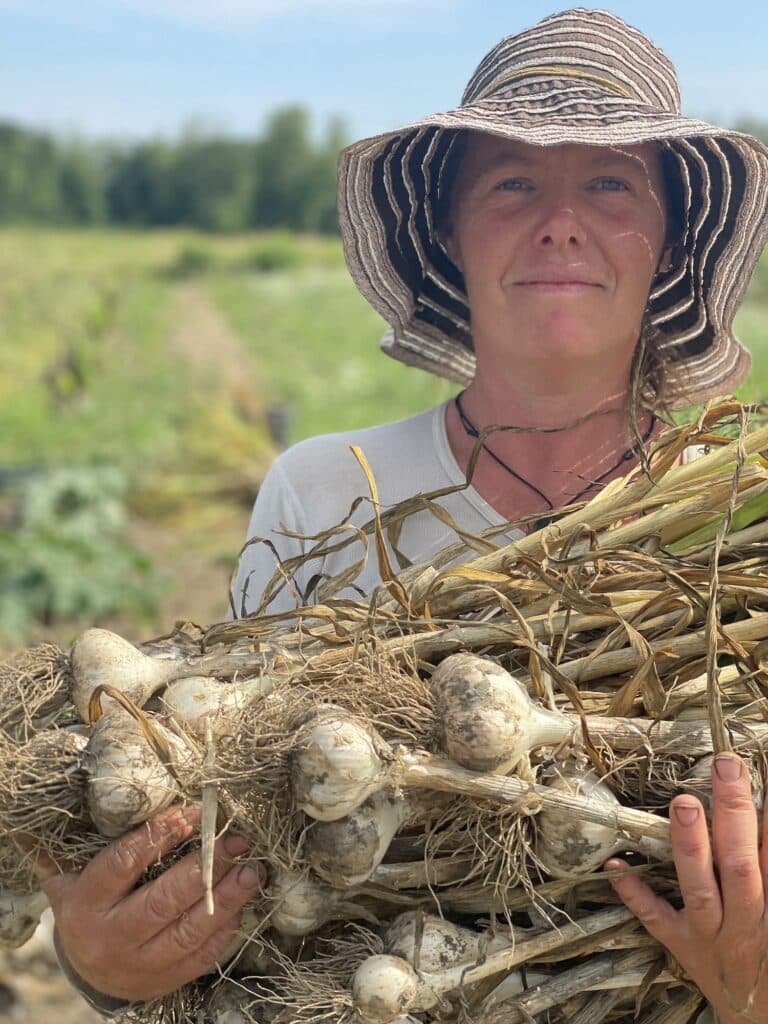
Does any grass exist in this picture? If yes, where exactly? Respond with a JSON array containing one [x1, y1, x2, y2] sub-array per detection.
[[207, 266, 454, 440], [0, 230, 184, 474], [0, 229, 453, 478], [3, 229, 767, 478]]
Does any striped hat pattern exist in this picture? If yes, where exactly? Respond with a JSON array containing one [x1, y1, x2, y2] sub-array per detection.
[[337, 8, 768, 408]]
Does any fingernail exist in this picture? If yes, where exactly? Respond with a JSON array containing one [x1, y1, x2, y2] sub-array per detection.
[[237, 863, 263, 890], [167, 805, 200, 829], [164, 814, 194, 836], [714, 756, 743, 783], [673, 803, 699, 826], [224, 835, 250, 857]]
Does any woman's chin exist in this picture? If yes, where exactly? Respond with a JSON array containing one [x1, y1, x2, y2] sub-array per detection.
[[499, 336, 630, 366]]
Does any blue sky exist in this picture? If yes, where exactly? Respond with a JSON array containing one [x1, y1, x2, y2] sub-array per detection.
[[2, 0, 766, 142]]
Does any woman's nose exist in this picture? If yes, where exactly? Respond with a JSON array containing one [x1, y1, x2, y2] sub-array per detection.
[[534, 204, 588, 251]]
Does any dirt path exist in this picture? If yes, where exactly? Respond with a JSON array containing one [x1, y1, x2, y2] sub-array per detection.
[[168, 281, 263, 426], [128, 282, 271, 633]]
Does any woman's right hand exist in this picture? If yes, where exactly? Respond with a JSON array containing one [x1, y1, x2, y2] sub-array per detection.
[[36, 805, 266, 1003]]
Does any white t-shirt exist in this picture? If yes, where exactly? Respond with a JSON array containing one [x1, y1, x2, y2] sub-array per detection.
[[229, 400, 524, 617], [229, 401, 709, 619]]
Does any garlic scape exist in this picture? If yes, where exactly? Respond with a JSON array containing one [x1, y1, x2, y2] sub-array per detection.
[[534, 764, 673, 878], [430, 653, 571, 773]]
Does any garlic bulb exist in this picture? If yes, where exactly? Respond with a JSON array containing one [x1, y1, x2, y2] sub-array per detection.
[[289, 708, 391, 821], [430, 653, 571, 773], [71, 628, 182, 721], [204, 980, 257, 1024], [219, 906, 300, 977], [384, 912, 510, 972], [85, 707, 195, 837], [304, 789, 408, 888], [0, 889, 49, 949], [535, 765, 672, 877], [239, 928, 299, 976], [267, 868, 365, 936], [352, 955, 420, 1024], [160, 674, 273, 738]]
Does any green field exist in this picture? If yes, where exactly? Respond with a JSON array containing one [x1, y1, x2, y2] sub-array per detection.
[[0, 229, 455, 478], [1, 229, 766, 646], [0, 229, 458, 645], [3, 229, 767, 474]]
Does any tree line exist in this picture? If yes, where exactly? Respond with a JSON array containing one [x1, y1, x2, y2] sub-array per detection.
[[2, 111, 767, 235], [0, 106, 345, 233]]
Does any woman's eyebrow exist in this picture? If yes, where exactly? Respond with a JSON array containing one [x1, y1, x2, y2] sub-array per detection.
[[589, 152, 648, 173], [472, 151, 536, 176]]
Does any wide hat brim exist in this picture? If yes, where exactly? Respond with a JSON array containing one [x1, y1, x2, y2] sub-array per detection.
[[338, 94, 768, 409]]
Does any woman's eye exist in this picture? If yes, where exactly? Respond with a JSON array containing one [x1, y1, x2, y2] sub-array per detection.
[[496, 179, 531, 192], [593, 177, 630, 192]]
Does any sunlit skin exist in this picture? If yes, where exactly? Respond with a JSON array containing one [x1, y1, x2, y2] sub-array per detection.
[[443, 133, 671, 518], [34, 806, 268, 1002], [445, 134, 668, 377], [608, 756, 768, 1024]]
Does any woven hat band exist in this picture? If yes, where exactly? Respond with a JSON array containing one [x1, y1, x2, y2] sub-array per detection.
[[473, 65, 635, 103]]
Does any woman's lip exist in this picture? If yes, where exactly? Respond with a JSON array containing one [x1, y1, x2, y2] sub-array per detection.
[[514, 282, 606, 294], [516, 280, 601, 286]]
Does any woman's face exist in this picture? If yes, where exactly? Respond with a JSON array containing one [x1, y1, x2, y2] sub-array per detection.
[[445, 133, 669, 379]]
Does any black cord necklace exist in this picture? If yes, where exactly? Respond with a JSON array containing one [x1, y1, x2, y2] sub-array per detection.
[[454, 391, 656, 523]]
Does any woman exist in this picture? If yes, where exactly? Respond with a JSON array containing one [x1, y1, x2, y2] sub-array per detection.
[[39, 10, 768, 1022]]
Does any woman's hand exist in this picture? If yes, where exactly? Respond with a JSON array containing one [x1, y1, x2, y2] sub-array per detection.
[[607, 753, 768, 1024], [37, 805, 266, 1003]]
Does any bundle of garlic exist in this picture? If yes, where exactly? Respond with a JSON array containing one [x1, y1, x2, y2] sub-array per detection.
[[2, 400, 768, 1024]]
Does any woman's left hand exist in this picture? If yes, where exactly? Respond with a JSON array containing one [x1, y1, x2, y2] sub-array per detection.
[[607, 753, 768, 1024]]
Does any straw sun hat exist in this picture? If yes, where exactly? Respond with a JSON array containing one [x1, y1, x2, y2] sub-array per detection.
[[337, 7, 768, 408]]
